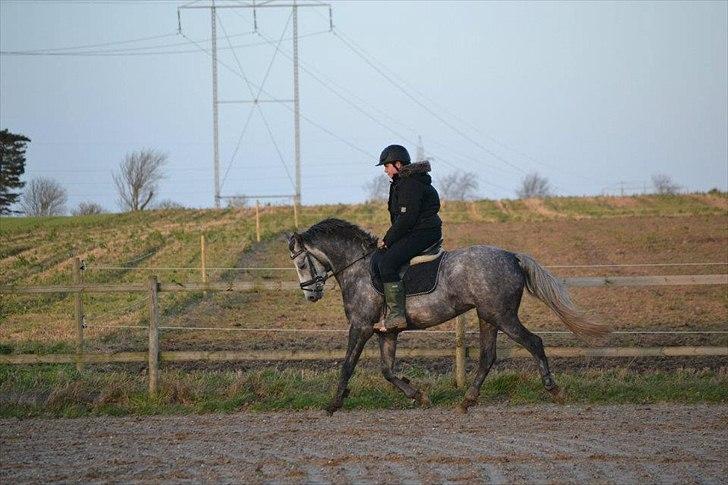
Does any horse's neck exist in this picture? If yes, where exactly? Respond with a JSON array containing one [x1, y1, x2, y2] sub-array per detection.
[[316, 239, 371, 292], [335, 253, 375, 304], [316, 239, 363, 272]]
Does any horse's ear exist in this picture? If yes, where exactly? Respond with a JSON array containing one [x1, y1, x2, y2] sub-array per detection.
[[285, 231, 302, 250]]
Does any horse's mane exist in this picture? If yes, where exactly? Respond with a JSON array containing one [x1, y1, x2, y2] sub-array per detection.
[[301, 218, 377, 248]]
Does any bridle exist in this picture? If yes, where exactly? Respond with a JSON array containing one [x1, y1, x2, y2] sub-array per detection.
[[290, 244, 376, 292]]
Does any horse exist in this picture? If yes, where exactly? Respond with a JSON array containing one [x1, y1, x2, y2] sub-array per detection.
[[286, 218, 609, 414]]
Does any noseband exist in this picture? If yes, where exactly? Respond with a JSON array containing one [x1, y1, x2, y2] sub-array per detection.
[[290, 247, 328, 292], [290, 245, 376, 291]]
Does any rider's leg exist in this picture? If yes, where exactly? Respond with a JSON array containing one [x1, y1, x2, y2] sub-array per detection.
[[370, 250, 383, 281], [374, 229, 443, 332], [375, 242, 412, 331]]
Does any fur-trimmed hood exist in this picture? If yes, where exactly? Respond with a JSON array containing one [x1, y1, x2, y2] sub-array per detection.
[[399, 161, 431, 177]]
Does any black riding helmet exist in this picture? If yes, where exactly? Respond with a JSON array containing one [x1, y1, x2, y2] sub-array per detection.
[[376, 144, 411, 166]]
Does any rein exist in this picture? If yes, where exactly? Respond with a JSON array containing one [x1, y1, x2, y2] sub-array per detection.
[[291, 245, 376, 290]]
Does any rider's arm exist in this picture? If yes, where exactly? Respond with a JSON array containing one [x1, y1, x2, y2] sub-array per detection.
[[383, 179, 424, 247]]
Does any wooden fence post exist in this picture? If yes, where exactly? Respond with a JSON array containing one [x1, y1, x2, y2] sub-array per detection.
[[147, 275, 160, 396], [255, 200, 261, 242], [200, 234, 208, 297], [455, 314, 466, 388], [200, 235, 207, 284], [73, 257, 84, 371]]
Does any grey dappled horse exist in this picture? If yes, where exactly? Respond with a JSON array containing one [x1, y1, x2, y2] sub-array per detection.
[[287, 219, 609, 414]]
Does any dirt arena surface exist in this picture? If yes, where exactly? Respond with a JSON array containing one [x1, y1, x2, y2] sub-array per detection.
[[2, 405, 726, 483]]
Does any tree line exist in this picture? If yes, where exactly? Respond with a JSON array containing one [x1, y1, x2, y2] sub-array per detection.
[[363, 160, 686, 202], [0, 129, 170, 216], [1, 128, 692, 216]]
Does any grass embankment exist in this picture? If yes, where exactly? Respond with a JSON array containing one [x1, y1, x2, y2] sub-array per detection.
[[1, 193, 727, 355], [1, 364, 725, 418]]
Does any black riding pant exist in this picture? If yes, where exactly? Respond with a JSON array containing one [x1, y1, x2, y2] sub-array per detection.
[[373, 227, 442, 283]]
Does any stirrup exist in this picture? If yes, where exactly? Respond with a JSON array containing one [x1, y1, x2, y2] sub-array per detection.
[[373, 316, 407, 333]]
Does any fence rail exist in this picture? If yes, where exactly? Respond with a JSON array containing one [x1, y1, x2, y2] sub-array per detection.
[[1, 262, 726, 395], [2, 274, 726, 294], [1, 346, 726, 366]]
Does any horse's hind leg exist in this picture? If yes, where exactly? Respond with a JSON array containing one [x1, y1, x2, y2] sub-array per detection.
[[459, 318, 498, 414], [495, 312, 563, 401], [378, 332, 430, 407]]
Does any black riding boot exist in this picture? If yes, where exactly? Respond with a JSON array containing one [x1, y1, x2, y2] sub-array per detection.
[[381, 280, 407, 331]]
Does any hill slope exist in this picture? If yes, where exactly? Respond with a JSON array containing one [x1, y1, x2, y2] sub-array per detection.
[[1, 193, 726, 355]]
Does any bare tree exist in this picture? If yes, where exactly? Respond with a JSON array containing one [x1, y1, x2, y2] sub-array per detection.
[[153, 199, 185, 210], [113, 149, 167, 211], [226, 196, 249, 208], [20, 177, 67, 216], [438, 172, 479, 201], [72, 201, 105, 216], [363, 175, 390, 202], [651, 173, 680, 195], [517, 172, 552, 198]]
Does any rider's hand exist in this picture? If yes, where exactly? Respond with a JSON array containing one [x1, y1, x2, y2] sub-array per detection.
[[377, 239, 386, 249]]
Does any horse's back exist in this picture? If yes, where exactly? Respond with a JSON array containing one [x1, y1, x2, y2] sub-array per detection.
[[445, 244, 520, 271], [442, 245, 525, 296]]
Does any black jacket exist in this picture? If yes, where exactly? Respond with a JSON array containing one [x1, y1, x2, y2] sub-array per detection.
[[383, 161, 442, 247]]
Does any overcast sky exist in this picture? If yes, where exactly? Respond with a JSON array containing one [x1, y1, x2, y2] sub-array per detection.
[[1, 0, 726, 211]]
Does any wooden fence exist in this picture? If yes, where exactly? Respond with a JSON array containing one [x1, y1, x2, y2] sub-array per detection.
[[1, 260, 726, 395]]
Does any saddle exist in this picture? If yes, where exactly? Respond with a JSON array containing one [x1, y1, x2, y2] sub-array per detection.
[[370, 239, 446, 296]]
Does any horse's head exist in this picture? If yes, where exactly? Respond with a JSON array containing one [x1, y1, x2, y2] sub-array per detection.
[[287, 232, 330, 303]]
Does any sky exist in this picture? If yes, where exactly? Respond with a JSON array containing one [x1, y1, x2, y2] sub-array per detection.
[[1, 0, 726, 212]]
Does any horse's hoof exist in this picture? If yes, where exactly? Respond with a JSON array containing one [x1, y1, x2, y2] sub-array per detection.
[[325, 401, 341, 416], [548, 386, 565, 405], [413, 391, 431, 408], [458, 397, 476, 414]]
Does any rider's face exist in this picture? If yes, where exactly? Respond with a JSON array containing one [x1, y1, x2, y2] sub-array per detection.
[[383, 161, 402, 179]]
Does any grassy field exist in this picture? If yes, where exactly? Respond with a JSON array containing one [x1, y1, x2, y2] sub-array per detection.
[[1, 193, 726, 416], [1, 363, 726, 418], [1, 193, 726, 356]]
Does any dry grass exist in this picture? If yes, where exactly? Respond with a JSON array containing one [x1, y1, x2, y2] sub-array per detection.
[[1, 194, 726, 355], [1, 364, 726, 418]]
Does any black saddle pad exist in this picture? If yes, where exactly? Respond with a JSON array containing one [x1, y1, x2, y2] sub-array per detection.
[[371, 252, 446, 296]]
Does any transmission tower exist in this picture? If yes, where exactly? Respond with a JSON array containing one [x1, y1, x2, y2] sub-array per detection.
[[178, 1, 333, 211], [415, 135, 426, 162]]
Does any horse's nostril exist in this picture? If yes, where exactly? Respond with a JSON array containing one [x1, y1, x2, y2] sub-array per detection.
[[308, 295, 316, 302]]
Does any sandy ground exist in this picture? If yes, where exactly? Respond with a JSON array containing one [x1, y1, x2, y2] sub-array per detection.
[[1, 405, 726, 484]]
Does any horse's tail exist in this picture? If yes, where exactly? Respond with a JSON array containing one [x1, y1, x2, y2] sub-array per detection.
[[515, 253, 611, 339]]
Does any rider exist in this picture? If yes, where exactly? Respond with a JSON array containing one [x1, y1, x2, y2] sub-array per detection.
[[373, 144, 442, 332]]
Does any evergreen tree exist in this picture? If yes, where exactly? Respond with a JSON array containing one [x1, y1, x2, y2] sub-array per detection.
[[0, 129, 30, 215]]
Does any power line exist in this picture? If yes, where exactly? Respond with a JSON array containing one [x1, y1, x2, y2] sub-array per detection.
[[326, 24, 598, 186], [216, 10, 295, 191], [257, 109, 296, 187], [248, 21, 522, 193], [1, 31, 179, 53], [177, 26, 374, 160], [330, 29, 530, 177], [251, 29, 515, 195], [0, 30, 329, 57]]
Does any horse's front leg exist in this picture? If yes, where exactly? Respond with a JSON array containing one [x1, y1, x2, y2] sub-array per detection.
[[326, 324, 373, 415], [378, 332, 430, 407]]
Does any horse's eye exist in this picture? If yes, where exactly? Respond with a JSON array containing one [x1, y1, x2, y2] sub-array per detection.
[[297, 262, 305, 270]]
